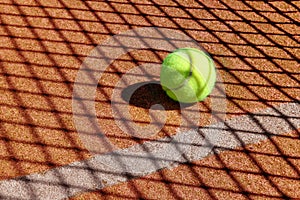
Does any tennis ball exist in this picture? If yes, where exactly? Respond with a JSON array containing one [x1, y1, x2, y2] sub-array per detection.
[[160, 48, 216, 103]]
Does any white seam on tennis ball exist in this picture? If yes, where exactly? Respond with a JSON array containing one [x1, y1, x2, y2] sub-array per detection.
[[162, 51, 192, 91], [184, 49, 215, 100], [195, 51, 216, 98]]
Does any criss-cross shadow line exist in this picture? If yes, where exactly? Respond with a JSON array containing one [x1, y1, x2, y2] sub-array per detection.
[[1, 0, 112, 197], [0, 10, 74, 200], [178, 0, 299, 198], [222, 0, 299, 82], [1, 0, 298, 198], [75, 0, 300, 198]]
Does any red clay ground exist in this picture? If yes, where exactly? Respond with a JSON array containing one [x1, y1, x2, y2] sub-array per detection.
[[0, 0, 299, 199]]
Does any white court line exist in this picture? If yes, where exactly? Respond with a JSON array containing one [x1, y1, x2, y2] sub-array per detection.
[[0, 102, 299, 200]]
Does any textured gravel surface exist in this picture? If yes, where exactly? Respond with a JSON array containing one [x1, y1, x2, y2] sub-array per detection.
[[0, 102, 299, 200], [0, 0, 299, 199]]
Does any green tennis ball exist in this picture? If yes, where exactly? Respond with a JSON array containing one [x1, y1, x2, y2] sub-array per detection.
[[160, 48, 216, 103]]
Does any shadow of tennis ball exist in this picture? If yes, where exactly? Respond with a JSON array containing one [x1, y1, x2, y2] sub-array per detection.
[[121, 81, 195, 110]]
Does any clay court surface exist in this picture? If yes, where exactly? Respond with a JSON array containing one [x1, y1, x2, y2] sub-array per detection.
[[0, 0, 299, 199]]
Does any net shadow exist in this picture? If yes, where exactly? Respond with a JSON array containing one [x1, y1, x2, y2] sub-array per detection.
[[0, 0, 299, 199]]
